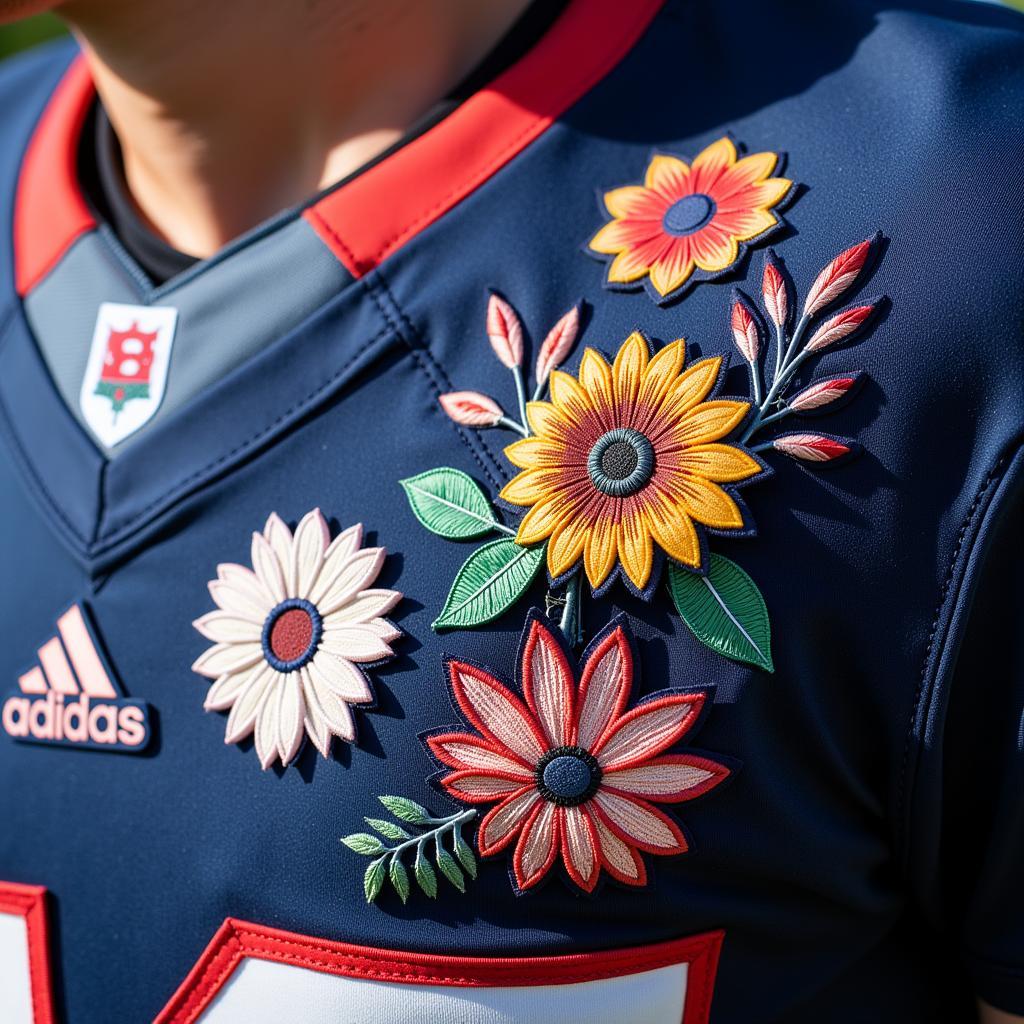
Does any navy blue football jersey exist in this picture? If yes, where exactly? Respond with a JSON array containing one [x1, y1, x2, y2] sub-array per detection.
[[1, 1, 1023, 1021]]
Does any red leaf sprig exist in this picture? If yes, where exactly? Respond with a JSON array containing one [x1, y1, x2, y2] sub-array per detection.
[[788, 374, 861, 413], [534, 305, 581, 392], [762, 255, 788, 329], [739, 234, 883, 466], [730, 297, 760, 364], [439, 391, 505, 427], [803, 239, 873, 318], [772, 433, 853, 464], [438, 295, 584, 437], [486, 293, 524, 369]]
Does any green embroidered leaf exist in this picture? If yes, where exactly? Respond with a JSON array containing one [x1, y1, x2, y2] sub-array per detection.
[[364, 817, 411, 842], [340, 833, 386, 856], [668, 555, 774, 672], [453, 829, 477, 879], [414, 846, 438, 898], [389, 856, 410, 904], [364, 857, 386, 902], [378, 795, 432, 826], [400, 468, 499, 540], [433, 539, 545, 631], [435, 845, 466, 893]]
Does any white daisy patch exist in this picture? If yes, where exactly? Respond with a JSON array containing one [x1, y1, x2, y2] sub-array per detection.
[[192, 510, 401, 769]]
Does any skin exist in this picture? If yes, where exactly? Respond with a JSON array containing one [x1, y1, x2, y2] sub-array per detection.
[[982, 1004, 1024, 1024], [2, 0, 532, 256], [0, 2, 1019, 1020]]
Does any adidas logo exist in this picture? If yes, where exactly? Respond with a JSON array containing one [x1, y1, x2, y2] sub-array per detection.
[[2, 603, 151, 753]]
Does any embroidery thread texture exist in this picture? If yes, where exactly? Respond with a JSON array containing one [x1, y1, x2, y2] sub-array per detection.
[[193, 509, 401, 769], [426, 613, 730, 894], [408, 235, 885, 669], [341, 795, 478, 903], [500, 331, 763, 598], [587, 137, 795, 302]]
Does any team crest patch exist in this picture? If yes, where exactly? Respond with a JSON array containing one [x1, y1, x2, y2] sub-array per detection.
[[79, 301, 178, 447], [1, 603, 152, 753]]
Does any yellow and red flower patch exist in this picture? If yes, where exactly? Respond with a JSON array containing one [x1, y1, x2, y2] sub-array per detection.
[[588, 137, 794, 302]]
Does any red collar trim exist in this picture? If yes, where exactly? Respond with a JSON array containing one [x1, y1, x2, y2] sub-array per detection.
[[14, 56, 96, 297], [13, 0, 664, 294], [304, 0, 665, 276]]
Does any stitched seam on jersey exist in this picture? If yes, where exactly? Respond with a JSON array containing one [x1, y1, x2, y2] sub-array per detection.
[[23, 901, 40, 1023], [693, 941, 715, 1023], [0, 313, 88, 546], [96, 323, 395, 544], [162, 920, 723, 1021], [95, 223, 154, 296], [174, 932, 242, 1023], [363, 272, 507, 493], [895, 447, 1016, 861], [234, 932, 693, 984], [92, 458, 108, 547]]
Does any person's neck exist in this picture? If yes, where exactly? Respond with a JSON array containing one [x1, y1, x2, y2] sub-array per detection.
[[60, 0, 532, 258]]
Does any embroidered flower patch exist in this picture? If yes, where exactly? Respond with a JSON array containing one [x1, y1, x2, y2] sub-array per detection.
[[406, 234, 884, 671], [192, 509, 401, 769], [500, 332, 764, 598], [426, 613, 730, 894], [587, 137, 795, 302]]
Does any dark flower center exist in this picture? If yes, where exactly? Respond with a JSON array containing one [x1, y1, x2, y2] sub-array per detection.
[[588, 428, 656, 497], [662, 193, 716, 236], [536, 746, 602, 806], [262, 598, 322, 672]]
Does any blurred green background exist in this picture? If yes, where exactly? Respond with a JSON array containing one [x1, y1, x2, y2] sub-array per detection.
[[0, 3, 1021, 64], [0, 15, 64, 60]]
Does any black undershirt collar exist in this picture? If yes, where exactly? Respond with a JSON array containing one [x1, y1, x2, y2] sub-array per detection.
[[78, 0, 568, 286]]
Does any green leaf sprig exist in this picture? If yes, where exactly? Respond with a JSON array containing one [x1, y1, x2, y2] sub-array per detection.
[[341, 795, 478, 904]]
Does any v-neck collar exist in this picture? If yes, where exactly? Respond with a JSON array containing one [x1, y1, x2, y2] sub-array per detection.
[[14, 0, 664, 296], [0, 0, 666, 573]]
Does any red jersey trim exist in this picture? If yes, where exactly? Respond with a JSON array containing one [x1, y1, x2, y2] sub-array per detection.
[[155, 919, 723, 1024], [0, 881, 57, 1024], [12, 0, 663, 295], [14, 57, 95, 297], [302, 0, 665, 276]]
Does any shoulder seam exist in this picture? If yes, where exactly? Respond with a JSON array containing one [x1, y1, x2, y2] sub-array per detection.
[[896, 436, 1024, 866]]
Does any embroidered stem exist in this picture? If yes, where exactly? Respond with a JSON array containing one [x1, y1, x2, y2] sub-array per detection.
[[558, 573, 582, 647], [757, 406, 791, 428], [772, 321, 785, 390], [749, 357, 763, 409], [498, 415, 529, 437], [512, 367, 530, 435], [342, 799, 478, 903], [383, 809, 477, 858], [742, 313, 811, 442]]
